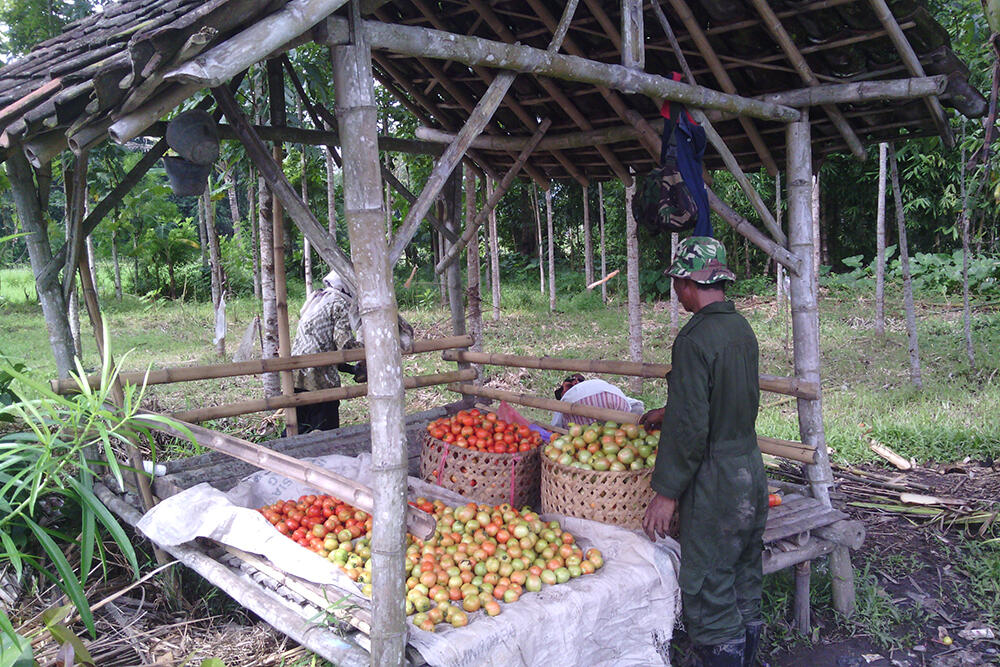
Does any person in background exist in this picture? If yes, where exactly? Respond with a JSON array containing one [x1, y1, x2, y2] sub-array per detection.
[[640, 237, 766, 667], [290, 269, 366, 433], [551, 373, 644, 430]]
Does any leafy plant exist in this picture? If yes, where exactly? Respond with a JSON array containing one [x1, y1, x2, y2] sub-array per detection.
[[0, 328, 190, 658]]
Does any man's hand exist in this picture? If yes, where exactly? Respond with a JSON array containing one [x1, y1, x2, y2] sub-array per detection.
[[639, 407, 665, 430], [643, 493, 678, 541]]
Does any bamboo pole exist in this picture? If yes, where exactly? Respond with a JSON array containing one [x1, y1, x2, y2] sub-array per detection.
[[52, 335, 472, 395], [313, 16, 800, 123], [464, 169, 484, 365], [443, 172, 466, 340], [449, 383, 640, 424], [332, 18, 409, 662], [888, 144, 923, 389], [625, 179, 642, 395], [267, 58, 298, 436], [758, 437, 817, 464], [748, 0, 864, 159], [171, 369, 475, 423], [875, 143, 887, 337], [546, 186, 556, 312], [442, 351, 817, 398], [434, 118, 551, 274], [534, 182, 545, 295], [786, 114, 855, 616], [867, 0, 954, 148], [488, 177, 501, 322], [582, 185, 593, 287], [759, 76, 946, 107], [387, 71, 518, 266], [415, 123, 640, 153]]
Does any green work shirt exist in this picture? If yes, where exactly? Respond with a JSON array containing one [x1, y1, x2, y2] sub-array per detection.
[[650, 300, 768, 596]]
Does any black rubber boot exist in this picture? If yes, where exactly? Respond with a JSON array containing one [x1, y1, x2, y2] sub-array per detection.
[[743, 621, 764, 667], [690, 638, 746, 667]]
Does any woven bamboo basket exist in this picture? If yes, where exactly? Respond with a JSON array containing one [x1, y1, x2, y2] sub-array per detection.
[[540, 456, 654, 529], [419, 433, 541, 508]]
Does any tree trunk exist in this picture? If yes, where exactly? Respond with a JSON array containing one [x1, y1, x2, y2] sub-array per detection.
[[598, 181, 607, 304], [625, 180, 642, 395], [888, 145, 922, 390], [111, 229, 123, 301], [332, 34, 409, 666], [259, 174, 280, 397], [583, 184, 593, 287], [875, 143, 887, 337], [250, 165, 262, 300], [204, 184, 226, 358], [546, 186, 556, 312], [325, 137, 338, 245], [811, 171, 821, 293], [533, 182, 544, 295], [959, 140, 975, 369], [670, 232, 679, 337], [488, 177, 501, 321], [7, 149, 75, 377], [226, 165, 242, 244], [197, 190, 209, 267], [465, 169, 483, 362], [444, 172, 465, 337]]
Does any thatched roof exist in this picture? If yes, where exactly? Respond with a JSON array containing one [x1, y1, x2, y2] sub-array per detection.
[[0, 0, 987, 183]]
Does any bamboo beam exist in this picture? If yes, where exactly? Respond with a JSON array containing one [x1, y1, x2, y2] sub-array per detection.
[[759, 76, 947, 107], [867, 0, 953, 148], [707, 188, 800, 274], [52, 335, 472, 394], [171, 369, 475, 423], [212, 85, 358, 290], [758, 437, 817, 464], [314, 16, 800, 123], [449, 382, 640, 424], [387, 70, 516, 266], [434, 118, 551, 274], [128, 412, 436, 540], [166, 0, 349, 87], [659, 0, 779, 175], [415, 123, 640, 152], [748, 0, 865, 160], [441, 350, 819, 399]]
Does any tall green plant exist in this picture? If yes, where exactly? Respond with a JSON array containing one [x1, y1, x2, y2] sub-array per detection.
[[0, 332, 189, 654]]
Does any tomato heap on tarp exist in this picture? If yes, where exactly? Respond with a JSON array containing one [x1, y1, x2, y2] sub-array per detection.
[[426, 409, 543, 453], [402, 499, 603, 632], [257, 495, 372, 558], [544, 421, 660, 471]]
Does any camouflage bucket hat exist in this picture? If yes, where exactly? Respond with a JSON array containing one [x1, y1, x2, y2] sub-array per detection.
[[666, 236, 736, 284]]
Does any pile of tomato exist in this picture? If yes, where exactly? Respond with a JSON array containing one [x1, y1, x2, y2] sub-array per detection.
[[426, 409, 544, 453], [402, 499, 603, 632], [257, 494, 372, 556]]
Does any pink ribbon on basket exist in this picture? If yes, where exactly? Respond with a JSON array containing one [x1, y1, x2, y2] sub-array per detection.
[[509, 453, 522, 506], [435, 440, 452, 486]]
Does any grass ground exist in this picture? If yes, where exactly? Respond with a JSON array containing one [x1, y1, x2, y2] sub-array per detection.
[[2, 265, 999, 664]]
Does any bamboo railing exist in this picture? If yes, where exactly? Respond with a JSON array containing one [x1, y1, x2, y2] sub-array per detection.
[[174, 369, 475, 423], [450, 383, 818, 464], [442, 349, 820, 400], [52, 335, 473, 394]]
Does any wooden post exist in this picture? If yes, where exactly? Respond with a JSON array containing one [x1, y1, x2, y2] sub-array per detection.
[[582, 185, 593, 288], [546, 186, 556, 312], [959, 137, 975, 368], [875, 143, 887, 338], [268, 58, 298, 436], [598, 182, 607, 304], [888, 144, 923, 389], [332, 9, 409, 662], [794, 561, 811, 634], [621, 0, 644, 70], [786, 114, 855, 615], [487, 178, 501, 321], [204, 183, 226, 358], [534, 182, 545, 295], [812, 171, 821, 295], [6, 148, 75, 377], [625, 178, 642, 395]]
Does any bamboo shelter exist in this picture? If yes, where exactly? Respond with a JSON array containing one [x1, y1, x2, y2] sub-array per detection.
[[0, 0, 987, 663]]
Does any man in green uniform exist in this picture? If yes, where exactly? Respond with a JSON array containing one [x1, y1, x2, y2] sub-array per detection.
[[641, 237, 767, 667]]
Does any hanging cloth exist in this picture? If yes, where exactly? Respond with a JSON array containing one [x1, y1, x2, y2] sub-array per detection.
[[661, 77, 712, 237]]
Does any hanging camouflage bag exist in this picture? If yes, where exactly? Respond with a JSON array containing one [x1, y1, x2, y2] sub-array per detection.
[[632, 106, 698, 234]]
